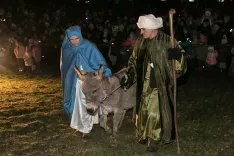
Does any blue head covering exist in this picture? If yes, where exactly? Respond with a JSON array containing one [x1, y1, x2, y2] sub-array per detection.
[[62, 26, 84, 49], [61, 25, 112, 120]]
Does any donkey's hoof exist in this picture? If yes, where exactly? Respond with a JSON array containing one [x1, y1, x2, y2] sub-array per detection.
[[106, 129, 112, 134], [82, 133, 89, 139], [110, 133, 116, 138], [110, 135, 115, 138]]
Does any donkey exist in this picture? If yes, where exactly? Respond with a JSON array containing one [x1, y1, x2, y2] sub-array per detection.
[[74, 65, 136, 136]]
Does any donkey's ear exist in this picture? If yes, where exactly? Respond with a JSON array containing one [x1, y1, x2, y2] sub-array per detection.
[[74, 65, 85, 81], [97, 65, 104, 79]]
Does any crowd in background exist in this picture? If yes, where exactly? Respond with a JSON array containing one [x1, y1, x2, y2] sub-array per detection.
[[0, 0, 234, 75]]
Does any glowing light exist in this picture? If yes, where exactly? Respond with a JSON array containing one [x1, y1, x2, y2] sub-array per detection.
[[0, 18, 6, 21]]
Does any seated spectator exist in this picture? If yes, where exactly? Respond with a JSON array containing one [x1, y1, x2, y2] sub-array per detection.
[[206, 46, 218, 70]]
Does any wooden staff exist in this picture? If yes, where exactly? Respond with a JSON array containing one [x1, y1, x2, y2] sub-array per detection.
[[169, 8, 180, 154]]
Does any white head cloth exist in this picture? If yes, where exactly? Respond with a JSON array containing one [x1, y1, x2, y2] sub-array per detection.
[[137, 14, 163, 29]]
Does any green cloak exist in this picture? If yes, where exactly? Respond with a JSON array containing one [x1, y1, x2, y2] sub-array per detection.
[[127, 30, 186, 142]]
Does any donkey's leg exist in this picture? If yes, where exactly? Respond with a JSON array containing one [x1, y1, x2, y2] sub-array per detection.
[[118, 109, 126, 128], [112, 109, 124, 136], [100, 113, 112, 134]]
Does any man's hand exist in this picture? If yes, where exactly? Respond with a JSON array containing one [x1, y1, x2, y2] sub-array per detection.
[[168, 48, 182, 61], [120, 74, 133, 89]]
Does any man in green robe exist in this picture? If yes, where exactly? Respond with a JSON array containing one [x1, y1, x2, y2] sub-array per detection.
[[120, 14, 186, 152]]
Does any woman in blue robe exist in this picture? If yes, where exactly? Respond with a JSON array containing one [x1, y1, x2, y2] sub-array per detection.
[[60, 25, 112, 134]]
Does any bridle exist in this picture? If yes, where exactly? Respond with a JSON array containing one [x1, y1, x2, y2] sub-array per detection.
[[99, 74, 136, 103], [100, 74, 122, 103]]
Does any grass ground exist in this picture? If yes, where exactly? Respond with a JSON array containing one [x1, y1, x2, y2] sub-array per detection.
[[0, 71, 234, 156]]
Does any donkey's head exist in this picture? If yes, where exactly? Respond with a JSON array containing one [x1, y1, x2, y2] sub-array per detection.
[[74, 65, 106, 115]]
